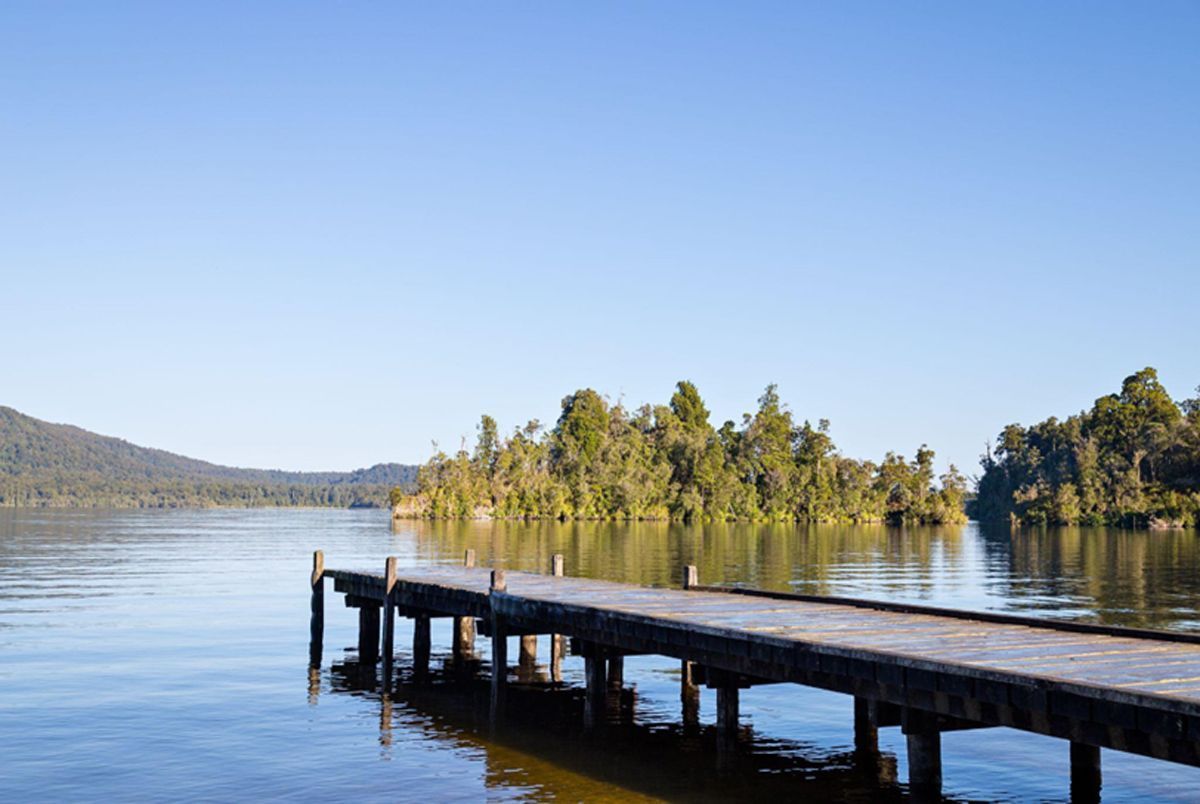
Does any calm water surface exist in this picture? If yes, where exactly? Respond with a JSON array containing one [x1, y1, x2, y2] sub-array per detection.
[[3, 509, 1200, 802]]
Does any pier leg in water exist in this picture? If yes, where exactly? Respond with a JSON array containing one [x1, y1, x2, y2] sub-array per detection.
[[413, 613, 431, 679], [381, 557, 397, 684], [854, 697, 878, 755], [903, 708, 942, 799], [309, 550, 324, 667], [716, 681, 739, 741], [1070, 742, 1101, 803], [490, 570, 507, 720], [607, 655, 624, 690], [452, 549, 476, 665], [519, 635, 537, 678], [583, 646, 608, 729], [358, 604, 380, 664], [549, 554, 565, 683], [681, 660, 700, 728]]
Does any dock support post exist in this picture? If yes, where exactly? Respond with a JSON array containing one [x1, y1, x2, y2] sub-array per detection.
[[490, 570, 507, 718], [519, 635, 538, 675], [309, 550, 324, 666], [607, 655, 624, 689], [903, 708, 942, 798], [452, 550, 477, 663], [716, 682, 739, 740], [681, 564, 700, 725], [549, 554, 565, 683], [584, 646, 608, 729], [413, 613, 431, 679], [854, 697, 879, 754], [1070, 742, 1101, 802], [358, 604, 381, 664], [381, 557, 397, 680]]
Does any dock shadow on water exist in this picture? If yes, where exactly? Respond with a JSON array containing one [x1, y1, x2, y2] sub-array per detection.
[[317, 647, 904, 803]]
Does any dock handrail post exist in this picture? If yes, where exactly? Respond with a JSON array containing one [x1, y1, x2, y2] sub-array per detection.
[[309, 550, 324, 667], [680, 564, 700, 725], [490, 569, 508, 718], [550, 553, 565, 682], [453, 550, 477, 662], [381, 556, 397, 681]]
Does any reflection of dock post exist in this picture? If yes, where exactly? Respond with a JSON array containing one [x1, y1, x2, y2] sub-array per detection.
[[490, 569, 507, 719], [453, 550, 476, 663], [1070, 742, 1101, 803], [382, 556, 397, 682], [902, 707, 942, 799], [309, 550, 324, 666], [681, 564, 700, 725], [549, 554, 565, 682]]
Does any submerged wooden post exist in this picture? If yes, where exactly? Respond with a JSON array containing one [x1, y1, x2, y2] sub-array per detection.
[[413, 613, 431, 678], [681, 564, 700, 722], [519, 635, 538, 674], [903, 708, 942, 798], [583, 645, 608, 728], [309, 550, 324, 666], [490, 569, 507, 715], [854, 697, 879, 754], [1070, 742, 1101, 802], [716, 682, 739, 739], [358, 604, 381, 664], [549, 554, 565, 683], [607, 655, 624, 689], [452, 549, 477, 663], [381, 556, 397, 679]]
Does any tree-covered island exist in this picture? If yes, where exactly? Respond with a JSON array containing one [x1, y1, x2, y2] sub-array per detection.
[[393, 383, 968, 524], [974, 368, 1200, 528]]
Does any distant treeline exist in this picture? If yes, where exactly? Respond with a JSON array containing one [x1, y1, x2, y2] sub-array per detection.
[[973, 368, 1200, 528], [0, 405, 417, 509], [396, 383, 967, 524]]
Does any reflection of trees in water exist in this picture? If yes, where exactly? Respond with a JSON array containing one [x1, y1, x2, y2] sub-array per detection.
[[321, 658, 900, 802]]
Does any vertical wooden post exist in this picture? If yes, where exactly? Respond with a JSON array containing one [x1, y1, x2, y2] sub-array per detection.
[[583, 645, 608, 729], [854, 697, 879, 754], [903, 708, 942, 798], [607, 655, 624, 689], [519, 635, 538, 675], [453, 549, 477, 662], [381, 556, 397, 680], [681, 564, 699, 722], [413, 613, 431, 678], [550, 554, 565, 683], [358, 604, 381, 664], [490, 569, 507, 717], [1070, 742, 1101, 802], [309, 550, 324, 666], [716, 683, 739, 739]]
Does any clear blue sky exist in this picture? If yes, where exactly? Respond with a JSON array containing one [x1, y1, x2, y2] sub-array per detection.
[[2, 1, 1197, 477]]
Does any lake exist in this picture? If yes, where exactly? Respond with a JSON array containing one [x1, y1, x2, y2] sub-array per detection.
[[2, 509, 1199, 801]]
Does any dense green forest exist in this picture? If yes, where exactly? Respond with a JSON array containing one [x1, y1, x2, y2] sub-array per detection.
[[0, 406, 417, 508], [397, 383, 967, 524], [974, 368, 1200, 528]]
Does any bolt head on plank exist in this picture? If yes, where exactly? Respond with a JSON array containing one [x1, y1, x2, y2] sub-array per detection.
[[491, 569, 507, 592]]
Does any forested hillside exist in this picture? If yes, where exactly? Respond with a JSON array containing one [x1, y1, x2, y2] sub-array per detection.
[[397, 383, 967, 524], [0, 406, 417, 508], [974, 368, 1200, 528]]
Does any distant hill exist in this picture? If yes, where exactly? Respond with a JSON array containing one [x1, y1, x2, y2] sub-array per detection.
[[0, 406, 417, 509]]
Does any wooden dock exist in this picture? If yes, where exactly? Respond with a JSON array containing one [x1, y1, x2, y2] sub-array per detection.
[[309, 551, 1200, 799]]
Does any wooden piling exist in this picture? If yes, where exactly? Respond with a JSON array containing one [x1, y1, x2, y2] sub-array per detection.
[[490, 569, 507, 713], [519, 635, 538, 674], [358, 604, 381, 664], [1070, 742, 1101, 802], [550, 554, 565, 683], [381, 556, 397, 678], [309, 550, 324, 666], [903, 707, 942, 797], [584, 646, 608, 728], [452, 549, 477, 662], [716, 682, 739, 739], [607, 655, 624, 689], [854, 697, 879, 754], [413, 613, 431, 678], [681, 564, 699, 722]]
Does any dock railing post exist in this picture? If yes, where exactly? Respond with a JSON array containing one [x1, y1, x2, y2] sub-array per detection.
[[453, 549, 477, 664], [382, 556, 397, 681], [550, 554, 565, 682], [309, 550, 324, 667], [490, 569, 507, 718], [681, 564, 700, 725]]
